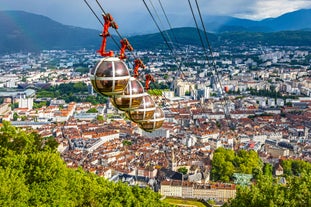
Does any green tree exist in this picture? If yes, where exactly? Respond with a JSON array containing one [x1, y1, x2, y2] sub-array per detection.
[[263, 163, 273, 177], [0, 122, 168, 206], [0, 168, 30, 206], [97, 115, 104, 121], [211, 148, 262, 182], [177, 167, 188, 175], [86, 108, 98, 113], [227, 173, 311, 207], [13, 112, 19, 121], [281, 159, 311, 176], [234, 150, 262, 174], [211, 148, 235, 182]]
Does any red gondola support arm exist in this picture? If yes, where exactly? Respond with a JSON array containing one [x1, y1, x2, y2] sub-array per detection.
[[145, 74, 155, 90], [133, 59, 146, 78], [119, 38, 133, 59], [97, 13, 118, 57]]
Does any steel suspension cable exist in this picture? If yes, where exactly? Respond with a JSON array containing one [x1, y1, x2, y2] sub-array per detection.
[[84, 0, 103, 25], [158, 0, 192, 66], [158, 0, 179, 46], [187, 0, 210, 63], [192, 0, 231, 118], [94, 0, 141, 61], [149, 0, 176, 54], [143, 0, 209, 118], [148, 0, 176, 60], [195, 0, 215, 60], [83, 0, 120, 50], [143, 0, 187, 82], [143, 0, 174, 53]]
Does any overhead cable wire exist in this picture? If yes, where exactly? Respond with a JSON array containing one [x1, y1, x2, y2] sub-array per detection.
[[195, 0, 215, 61], [83, 0, 120, 51], [143, 0, 208, 119], [158, 0, 179, 46], [96, 0, 141, 59], [143, 0, 187, 82], [95, 0, 107, 16], [159, 0, 192, 66], [149, 0, 176, 54], [143, 0, 174, 53], [187, 0, 209, 63], [148, 0, 175, 65], [84, 0, 103, 25], [142, 1, 178, 111], [191, 0, 231, 118]]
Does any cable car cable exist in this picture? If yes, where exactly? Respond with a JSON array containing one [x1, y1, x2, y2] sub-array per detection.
[[143, 0, 208, 120], [191, 0, 231, 119], [187, 0, 209, 63], [83, 0, 121, 51], [143, 0, 187, 84], [84, 0, 104, 25], [149, 0, 176, 54], [95, 0, 142, 62], [158, 0, 179, 47]]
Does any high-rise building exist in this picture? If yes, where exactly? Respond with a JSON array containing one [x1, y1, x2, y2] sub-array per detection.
[[18, 93, 33, 110]]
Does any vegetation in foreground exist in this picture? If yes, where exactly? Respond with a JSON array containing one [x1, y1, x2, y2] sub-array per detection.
[[164, 197, 207, 207], [211, 147, 311, 207], [2, 121, 311, 207], [225, 172, 311, 207], [0, 121, 169, 207]]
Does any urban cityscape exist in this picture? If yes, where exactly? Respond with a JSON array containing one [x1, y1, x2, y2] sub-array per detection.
[[1, 41, 311, 205]]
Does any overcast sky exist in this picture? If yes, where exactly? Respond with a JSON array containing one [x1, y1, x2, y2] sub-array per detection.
[[2, 0, 311, 33]]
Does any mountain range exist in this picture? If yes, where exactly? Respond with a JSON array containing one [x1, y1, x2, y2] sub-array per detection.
[[1, 10, 311, 53], [203, 9, 311, 32]]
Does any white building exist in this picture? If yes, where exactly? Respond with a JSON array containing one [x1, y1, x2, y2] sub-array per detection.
[[19, 97, 33, 110]]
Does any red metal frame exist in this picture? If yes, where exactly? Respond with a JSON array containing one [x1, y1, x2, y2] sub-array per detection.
[[97, 13, 118, 57], [145, 74, 155, 90], [133, 59, 146, 78], [119, 38, 133, 59]]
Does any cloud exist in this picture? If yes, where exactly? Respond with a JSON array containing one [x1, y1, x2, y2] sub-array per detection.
[[2, 0, 311, 32], [234, 0, 311, 19]]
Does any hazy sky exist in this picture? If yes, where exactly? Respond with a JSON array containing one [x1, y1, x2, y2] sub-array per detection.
[[2, 0, 311, 33]]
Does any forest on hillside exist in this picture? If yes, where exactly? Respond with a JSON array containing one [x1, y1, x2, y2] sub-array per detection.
[[214, 148, 311, 207], [0, 122, 169, 206], [1, 122, 311, 206]]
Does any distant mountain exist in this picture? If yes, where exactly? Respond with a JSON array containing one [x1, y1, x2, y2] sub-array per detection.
[[211, 9, 311, 32], [261, 9, 311, 31], [0, 11, 102, 53], [1, 10, 311, 54], [128, 28, 311, 49]]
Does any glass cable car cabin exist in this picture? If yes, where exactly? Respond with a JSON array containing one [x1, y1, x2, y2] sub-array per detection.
[[138, 107, 165, 132], [110, 77, 145, 111], [90, 57, 130, 97], [126, 93, 156, 123]]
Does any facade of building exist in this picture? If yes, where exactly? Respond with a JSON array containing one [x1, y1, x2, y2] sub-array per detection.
[[160, 180, 236, 202]]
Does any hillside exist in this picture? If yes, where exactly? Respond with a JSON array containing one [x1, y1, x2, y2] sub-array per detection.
[[0, 121, 168, 206], [0, 11, 101, 53], [128, 28, 311, 49], [1, 10, 311, 54], [204, 9, 311, 32]]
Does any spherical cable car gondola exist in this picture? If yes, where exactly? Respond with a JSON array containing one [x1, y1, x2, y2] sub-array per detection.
[[138, 107, 165, 132], [85, 6, 165, 132], [110, 77, 145, 111], [90, 57, 130, 97], [126, 93, 156, 122]]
